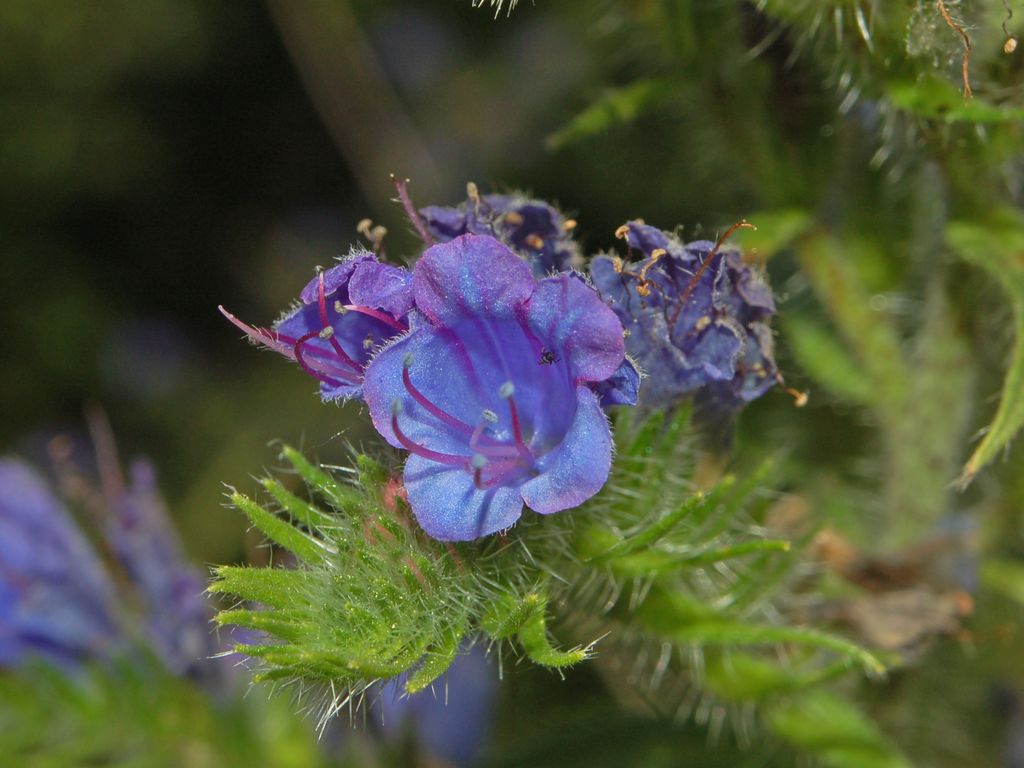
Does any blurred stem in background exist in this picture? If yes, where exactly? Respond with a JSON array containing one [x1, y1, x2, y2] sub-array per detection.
[[266, 0, 447, 211]]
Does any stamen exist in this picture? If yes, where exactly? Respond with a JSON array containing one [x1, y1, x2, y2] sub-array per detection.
[[315, 272, 363, 372], [293, 330, 357, 386], [341, 304, 407, 332], [292, 331, 360, 387], [390, 174, 435, 246], [473, 459, 527, 490], [469, 411, 520, 459], [402, 361, 475, 435], [775, 373, 809, 407], [500, 382, 535, 464], [472, 453, 487, 490], [678, 220, 755, 305], [391, 406, 470, 466]]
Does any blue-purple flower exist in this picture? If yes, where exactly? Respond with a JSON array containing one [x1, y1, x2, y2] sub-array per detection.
[[100, 458, 214, 677], [221, 250, 412, 401], [420, 191, 582, 277], [375, 644, 495, 767], [362, 234, 627, 541], [590, 221, 777, 410], [0, 432, 216, 677], [0, 459, 121, 669]]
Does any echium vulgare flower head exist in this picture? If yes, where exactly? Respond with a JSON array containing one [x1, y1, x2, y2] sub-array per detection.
[[419, 185, 583, 277], [1, 418, 217, 678], [362, 234, 629, 541], [0, 459, 121, 668], [96, 456, 215, 678], [590, 220, 778, 410], [220, 249, 412, 401]]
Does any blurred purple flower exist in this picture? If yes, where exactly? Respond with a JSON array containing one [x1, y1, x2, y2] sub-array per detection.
[[0, 417, 217, 679], [100, 458, 214, 677], [363, 234, 627, 541], [375, 644, 495, 768], [420, 191, 583, 277], [590, 220, 777, 411], [221, 250, 411, 401], [0, 459, 121, 669]]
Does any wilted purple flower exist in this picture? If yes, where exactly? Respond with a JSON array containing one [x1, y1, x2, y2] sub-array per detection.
[[0, 459, 121, 668], [221, 250, 411, 401], [375, 644, 495, 768], [420, 190, 583, 277], [363, 234, 627, 541], [590, 220, 777, 410]]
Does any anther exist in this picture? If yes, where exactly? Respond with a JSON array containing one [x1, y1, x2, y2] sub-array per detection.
[[525, 234, 545, 250], [614, 224, 630, 240], [499, 382, 534, 465], [340, 303, 407, 332], [563, 219, 577, 232], [319, 326, 335, 339], [504, 211, 524, 227], [775, 373, 809, 408]]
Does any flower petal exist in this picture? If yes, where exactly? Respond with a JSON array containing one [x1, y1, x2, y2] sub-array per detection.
[[526, 274, 625, 383], [348, 260, 414, 319], [404, 455, 524, 541], [520, 386, 611, 514], [363, 329, 486, 455], [413, 235, 534, 324], [594, 357, 641, 407], [298, 251, 374, 304]]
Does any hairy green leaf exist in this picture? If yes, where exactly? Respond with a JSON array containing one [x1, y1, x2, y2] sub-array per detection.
[[947, 215, 1024, 486], [231, 490, 327, 563]]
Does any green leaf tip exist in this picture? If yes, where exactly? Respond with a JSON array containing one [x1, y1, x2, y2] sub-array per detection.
[[230, 490, 327, 563], [946, 215, 1024, 487]]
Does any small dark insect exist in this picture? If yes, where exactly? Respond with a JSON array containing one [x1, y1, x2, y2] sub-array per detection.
[[539, 348, 558, 365]]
